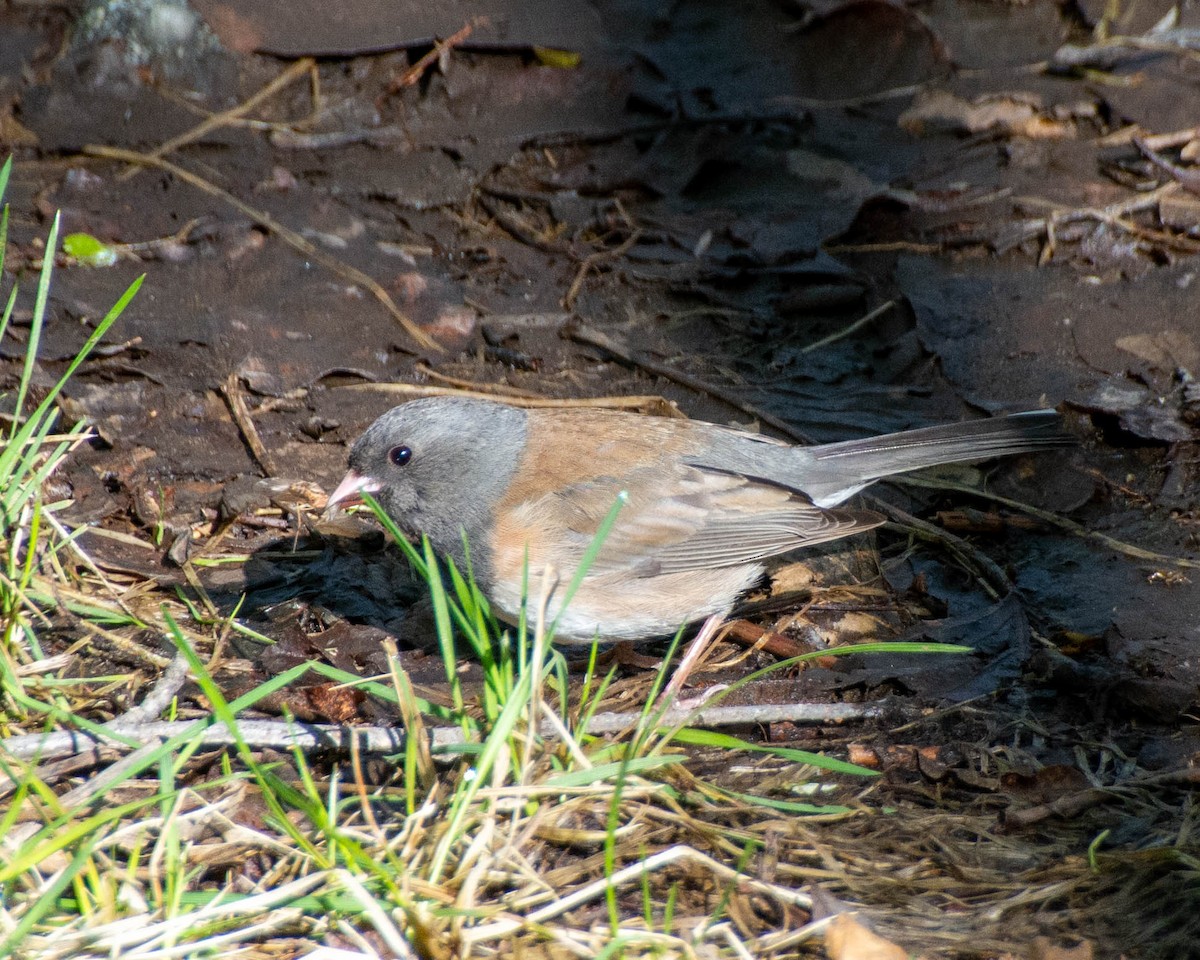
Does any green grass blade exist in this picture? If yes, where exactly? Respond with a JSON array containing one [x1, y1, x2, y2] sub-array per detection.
[[669, 727, 877, 776], [10, 212, 58, 430], [0, 828, 99, 956], [547, 491, 626, 641], [0, 155, 10, 280]]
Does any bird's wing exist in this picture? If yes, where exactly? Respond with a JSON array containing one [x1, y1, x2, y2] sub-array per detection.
[[510, 464, 883, 578]]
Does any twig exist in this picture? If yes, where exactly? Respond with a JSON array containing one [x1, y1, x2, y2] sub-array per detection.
[[120, 57, 316, 179], [338, 381, 687, 417], [1000, 787, 1108, 828], [56, 740, 167, 807], [475, 194, 561, 254], [114, 217, 207, 259], [388, 20, 478, 91], [717, 618, 821, 661], [800, 300, 896, 354], [1, 747, 123, 801], [220, 372, 277, 476], [658, 613, 724, 705], [902, 475, 1200, 570], [270, 125, 409, 150], [1133, 134, 1200, 195], [595, 700, 885, 732], [823, 240, 942, 254], [1, 719, 408, 763], [1001, 765, 1200, 829], [119, 651, 190, 724], [77, 618, 174, 668], [878, 502, 1011, 599], [81, 144, 442, 352], [0, 700, 885, 764], [1015, 182, 1187, 259], [5, 652, 191, 803], [413, 362, 544, 398], [564, 323, 815, 443], [562, 230, 642, 310], [1097, 123, 1200, 149]]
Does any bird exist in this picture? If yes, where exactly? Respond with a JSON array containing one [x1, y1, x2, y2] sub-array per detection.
[[324, 397, 1072, 644]]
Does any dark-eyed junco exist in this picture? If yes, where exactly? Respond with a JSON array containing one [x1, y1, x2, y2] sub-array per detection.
[[325, 398, 1071, 643]]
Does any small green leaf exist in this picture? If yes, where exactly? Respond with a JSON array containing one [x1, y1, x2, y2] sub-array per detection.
[[533, 46, 582, 68], [63, 232, 118, 267]]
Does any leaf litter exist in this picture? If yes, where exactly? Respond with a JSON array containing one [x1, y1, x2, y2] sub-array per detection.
[[1, 0, 1199, 956]]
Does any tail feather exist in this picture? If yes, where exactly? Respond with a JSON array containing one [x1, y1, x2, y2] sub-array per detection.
[[800, 411, 1073, 506]]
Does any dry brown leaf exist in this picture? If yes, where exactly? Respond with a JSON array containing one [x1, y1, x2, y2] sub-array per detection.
[[824, 913, 913, 960], [1114, 330, 1200, 372], [0, 110, 38, 148], [304, 682, 365, 724], [1000, 764, 1090, 803]]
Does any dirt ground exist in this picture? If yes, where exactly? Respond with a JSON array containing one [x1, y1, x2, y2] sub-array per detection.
[[2, 0, 1199, 956]]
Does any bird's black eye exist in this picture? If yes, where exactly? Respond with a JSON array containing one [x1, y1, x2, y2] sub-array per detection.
[[389, 445, 412, 466]]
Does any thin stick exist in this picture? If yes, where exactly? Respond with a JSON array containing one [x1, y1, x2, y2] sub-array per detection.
[[220, 373, 276, 476], [82, 144, 442, 352], [413, 362, 544, 398], [119, 651, 191, 725], [339, 381, 687, 416], [903, 475, 1200, 570], [50, 652, 191, 806], [1134, 134, 1200, 194], [388, 21, 477, 91], [120, 57, 316, 179], [565, 323, 814, 442], [0, 699, 885, 763], [800, 300, 896, 354], [880, 503, 1009, 599], [562, 230, 641, 310], [658, 613, 724, 705]]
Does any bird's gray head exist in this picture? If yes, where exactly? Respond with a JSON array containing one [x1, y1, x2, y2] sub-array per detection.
[[336, 397, 528, 563]]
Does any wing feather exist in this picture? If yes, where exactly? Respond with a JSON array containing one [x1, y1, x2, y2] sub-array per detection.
[[508, 463, 882, 578]]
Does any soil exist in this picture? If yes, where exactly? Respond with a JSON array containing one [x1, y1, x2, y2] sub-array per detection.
[[2, 0, 1198, 956]]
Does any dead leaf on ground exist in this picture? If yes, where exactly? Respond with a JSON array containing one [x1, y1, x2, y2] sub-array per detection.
[[825, 912, 915, 960], [1114, 329, 1200, 372], [1000, 765, 1090, 804]]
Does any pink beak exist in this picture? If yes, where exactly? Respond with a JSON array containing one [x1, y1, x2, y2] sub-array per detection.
[[324, 471, 381, 514]]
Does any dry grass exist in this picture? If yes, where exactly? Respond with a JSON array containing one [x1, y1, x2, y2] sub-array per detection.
[[5, 513, 1198, 959]]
